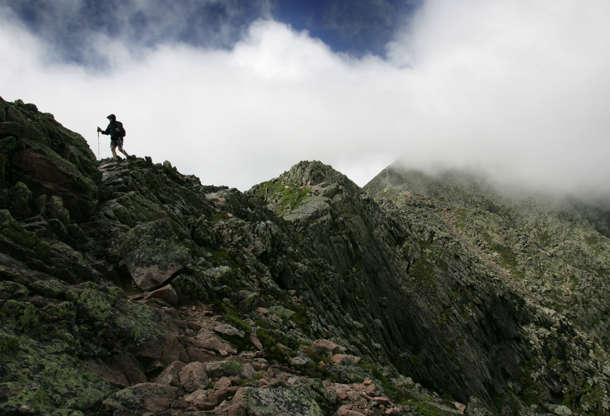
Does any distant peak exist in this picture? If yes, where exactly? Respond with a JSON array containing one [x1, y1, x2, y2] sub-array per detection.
[[280, 160, 358, 190]]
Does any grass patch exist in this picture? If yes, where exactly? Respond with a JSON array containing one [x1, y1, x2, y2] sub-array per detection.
[[223, 310, 252, 333], [255, 327, 299, 364], [254, 180, 311, 215], [536, 228, 553, 247], [584, 234, 599, 247], [490, 242, 524, 279], [454, 208, 468, 230], [210, 249, 237, 267], [401, 400, 449, 416]]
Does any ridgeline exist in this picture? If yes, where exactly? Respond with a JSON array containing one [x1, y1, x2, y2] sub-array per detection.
[[1, 97, 608, 415]]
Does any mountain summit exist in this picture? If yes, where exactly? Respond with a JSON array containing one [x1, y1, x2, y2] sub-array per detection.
[[1, 98, 608, 415]]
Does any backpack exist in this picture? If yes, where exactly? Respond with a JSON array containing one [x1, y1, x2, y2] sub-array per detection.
[[114, 121, 126, 137]]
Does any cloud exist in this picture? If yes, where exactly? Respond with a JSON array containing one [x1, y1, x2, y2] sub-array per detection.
[[3, 0, 272, 65], [1, 1, 609, 196], [386, 0, 610, 195]]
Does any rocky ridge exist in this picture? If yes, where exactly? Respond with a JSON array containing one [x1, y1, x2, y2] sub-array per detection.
[[365, 166, 610, 349], [0, 97, 608, 415]]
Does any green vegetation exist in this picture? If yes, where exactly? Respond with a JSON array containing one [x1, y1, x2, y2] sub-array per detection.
[[288, 303, 311, 332], [216, 304, 256, 351], [411, 257, 436, 284], [536, 228, 553, 247], [519, 360, 548, 405], [255, 327, 298, 364], [357, 360, 410, 405], [584, 234, 599, 247], [222, 304, 253, 333], [402, 400, 450, 416], [584, 233, 605, 256], [409, 242, 439, 295], [491, 392, 520, 415], [454, 208, 468, 230], [211, 248, 236, 266], [0, 330, 20, 354], [269, 305, 295, 320], [254, 180, 311, 215], [490, 242, 524, 279], [173, 272, 211, 303]]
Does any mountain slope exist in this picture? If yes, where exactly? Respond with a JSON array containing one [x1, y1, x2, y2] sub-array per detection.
[[365, 165, 610, 348], [0, 98, 608, 415], [364, 164, 609, 412]]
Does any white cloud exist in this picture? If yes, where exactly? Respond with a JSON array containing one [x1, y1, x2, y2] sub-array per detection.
[[1, 1, 610, 195], [387, 0, 610, 195]]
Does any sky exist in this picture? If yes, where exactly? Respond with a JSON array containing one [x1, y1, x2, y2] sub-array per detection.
[[1, 0, 609, 195]]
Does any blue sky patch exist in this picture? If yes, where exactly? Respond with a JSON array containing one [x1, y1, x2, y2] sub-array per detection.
[[6, 0, 420, 66]]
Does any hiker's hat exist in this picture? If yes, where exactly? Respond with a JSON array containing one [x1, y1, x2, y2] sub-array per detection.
[[107, 114, 116, 120]]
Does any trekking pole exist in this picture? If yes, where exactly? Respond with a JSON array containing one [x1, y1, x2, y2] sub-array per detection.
[[97, 131, 100, 159]]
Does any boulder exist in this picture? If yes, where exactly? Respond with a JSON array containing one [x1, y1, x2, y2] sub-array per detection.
[[103, 383, 177, 414], [331, 354, 360, 365], [145, 284, 179, 305], [221, 385, 323, 416], [155, 361, 185, 386], [46, 195, 70, 226], [183, 389, 217, 410], [120, 219, 191, 290], [214, 322, 245, 338], [337, 405, 366, 416], [179, 361, 209, 392], [206, 360, 244, 378], [194, 328, 237, 356], [313, 339, 346, 354], [8, 181, 32, 219]]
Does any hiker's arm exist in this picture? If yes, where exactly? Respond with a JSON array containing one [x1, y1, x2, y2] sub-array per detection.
[[99, 123, 112, 135]]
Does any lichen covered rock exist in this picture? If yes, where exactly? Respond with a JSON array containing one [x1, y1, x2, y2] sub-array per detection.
[[120, 218, 191, 290]]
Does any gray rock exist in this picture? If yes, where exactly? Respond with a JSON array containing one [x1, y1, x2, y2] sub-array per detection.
[[120, 219, 191, 290], [229, 385, 323, 416]]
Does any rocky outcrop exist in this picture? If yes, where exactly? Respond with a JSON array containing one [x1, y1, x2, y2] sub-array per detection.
[[0, 98, 608, 415], [365, 165, 610, 349], [0, 99, 99, 222]]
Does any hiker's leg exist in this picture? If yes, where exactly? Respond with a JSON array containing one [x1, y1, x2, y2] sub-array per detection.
[[116, 138, 129, 157], [110, 144, 119, 159]]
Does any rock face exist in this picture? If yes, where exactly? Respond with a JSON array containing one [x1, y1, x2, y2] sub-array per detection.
[[0, 97, 608, 415], [0, 100, 99, 222]]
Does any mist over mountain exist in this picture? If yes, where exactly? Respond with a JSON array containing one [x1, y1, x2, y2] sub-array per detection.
[[2, 1, 610, 193]]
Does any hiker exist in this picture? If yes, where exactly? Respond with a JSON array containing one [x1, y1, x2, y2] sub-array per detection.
[[97, 114, 130, 160]]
